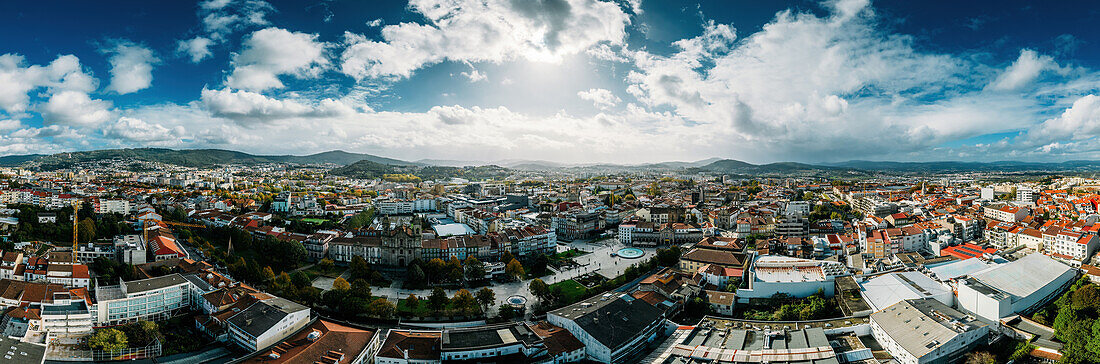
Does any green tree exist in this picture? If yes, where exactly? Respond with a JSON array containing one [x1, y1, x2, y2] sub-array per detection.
[[476, 287, 496, 310], [406, 294, 420, 309], [261, 266, 276, 282], [291, 271, 311, 288], [428, 287, 449, 313], [529, 279, 550, 304], [464, 257, 486, 282], [452, 289, 477, 315], [89, 328, 128, 353], [964, 351, 996, 364], [367, 298, 396, 318], [350, 255, 371, 280], [78, 217, 97, 243], [319, 258, 335, 273]]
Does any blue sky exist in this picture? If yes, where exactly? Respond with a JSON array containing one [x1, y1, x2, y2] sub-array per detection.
[[1, 0, 1099, 164]]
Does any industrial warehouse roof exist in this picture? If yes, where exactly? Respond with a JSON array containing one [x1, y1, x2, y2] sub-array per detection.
[[549, 293, 665, 351], [859, 272, 951, 311], [969, 253, 1073, 299], [870, 299, 987, 360], [928, 258, 999, 281], [645, 325, 839, 364]]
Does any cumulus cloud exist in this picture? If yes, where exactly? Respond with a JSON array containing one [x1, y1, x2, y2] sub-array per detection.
[[460, 69, 487, 82], [577, 88, 620, 109], [177, 37, 214, 63], [199, 0, 273, 40], [227, 27, 330, 91], [340, 0, 631, 80], [0, 54, 96, 114], [987, 49, 1065, 91], [620, 0, 1016, 160], [200, 88, 354, 123], [103, 117, 184, 142], [39, 90, 113, 126], [100, 40, 160, 94]]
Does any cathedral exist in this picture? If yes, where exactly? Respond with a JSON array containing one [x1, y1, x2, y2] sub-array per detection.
[[379, 215, 423, 267]]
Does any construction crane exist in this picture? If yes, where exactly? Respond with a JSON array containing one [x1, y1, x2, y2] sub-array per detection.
[[71, 201, 79, 263]]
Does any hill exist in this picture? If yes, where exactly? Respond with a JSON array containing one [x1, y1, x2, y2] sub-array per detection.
[[330, 159, 511, 181], [14, 148, 416, 170]]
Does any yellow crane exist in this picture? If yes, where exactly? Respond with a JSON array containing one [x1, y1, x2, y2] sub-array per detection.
[[71, 201, 79, 263]]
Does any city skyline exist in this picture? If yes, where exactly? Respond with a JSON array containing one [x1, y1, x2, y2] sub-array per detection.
[[2, 0, 1100, 164]]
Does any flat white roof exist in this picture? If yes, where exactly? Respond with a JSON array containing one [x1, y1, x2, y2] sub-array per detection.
[[970, 253, 1073, 299], [860, 272, 951, 311], [433, 223, 474, 237]]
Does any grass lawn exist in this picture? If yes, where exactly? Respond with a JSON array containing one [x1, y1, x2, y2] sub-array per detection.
[[550, 279, 588, 302], [552, 249, 588, 260], [397, 298, 482, 317], [300, 218, 329, 224], [302, 265, 344, 279]]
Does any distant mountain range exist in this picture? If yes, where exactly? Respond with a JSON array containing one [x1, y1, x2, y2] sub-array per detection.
[[2, 148, 1099, 175], [0, 148, 419, 170]]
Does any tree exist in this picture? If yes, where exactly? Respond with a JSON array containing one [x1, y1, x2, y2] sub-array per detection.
[[262, 266, 276, 282], [406, 294, 420, 308], [452, 289, 477, 315], [119, 321, 161, 346], [529, 279, 550, 304], [476, 287, 496, 310], [446, 257, 464, 282], [427, 258, 446, 282], [351, 279, 372, 299], [505, 259, 525, 280], [291, 271, 311, 288], [367, 298, 396, 318], [429, 287, 449, 313], [464, 257, 486, 282], [274, 272, 292, 289], [78, 217, 97, 243], [500, 251, 515, 265], [497, 304, 523, 321], [89, 328, 128, 353], [407, 265, 427, 287], [350, 255, 371, 280], [332, 277, 351, 291], [1072, 284, 1100, 312], [964, 351, 996, 364], [319, 258, 335, 273], [655, 246, 682, 267]]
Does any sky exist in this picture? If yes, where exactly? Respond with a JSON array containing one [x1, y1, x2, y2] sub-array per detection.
[[1, 0, 1100, 164]]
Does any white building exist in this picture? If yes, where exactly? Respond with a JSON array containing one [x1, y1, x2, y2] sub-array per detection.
[[956, 253, 1076, 322], [871, 299, 990, 364], [93, 274, 192, 326], [226, 297, 311, 352], [860, 271, 954, 312], [735, 255, 849, 301], [547, 293, 669, 364]]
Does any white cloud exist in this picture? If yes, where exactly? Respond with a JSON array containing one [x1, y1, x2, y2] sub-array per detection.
[[1027, 95, 1100, 145], [200, 88, 354, 123], [340, 0, 631, 80], [987, 49, 1064, 91], [199, 0, 273, 40], [0, 54, 96, 114], [461, 69, 487, 82], [39, 90, 113, 127], [227, 27, 330, 91], [100, 40, 160, 94], [177, 37, 214, 63], [103, 117, 184, 142], [577, 88, 620, 109]]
